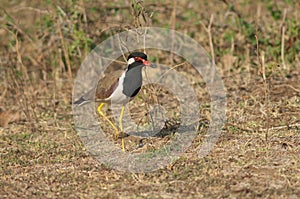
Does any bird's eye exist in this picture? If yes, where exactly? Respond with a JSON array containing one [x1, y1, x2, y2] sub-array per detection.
[[134, 57, 142, 62]]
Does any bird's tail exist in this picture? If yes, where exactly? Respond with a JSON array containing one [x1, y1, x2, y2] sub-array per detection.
[[73, 96, 91, 106], [73, 96, 107, 106]]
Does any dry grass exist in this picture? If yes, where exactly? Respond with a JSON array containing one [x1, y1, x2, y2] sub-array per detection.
[[1, 0, 300, 198]]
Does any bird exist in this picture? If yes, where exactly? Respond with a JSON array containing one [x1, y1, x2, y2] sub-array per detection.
[[74, 52, 154, 151]]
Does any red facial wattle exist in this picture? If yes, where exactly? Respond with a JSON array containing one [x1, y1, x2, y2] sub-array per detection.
[[134, 57, 151, 66]]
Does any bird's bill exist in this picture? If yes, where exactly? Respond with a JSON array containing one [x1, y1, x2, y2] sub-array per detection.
[[145, 60, 157, 68], [134, 57, 154, 67], [148, 62, 156, 68], [143, 60, 152, 67]]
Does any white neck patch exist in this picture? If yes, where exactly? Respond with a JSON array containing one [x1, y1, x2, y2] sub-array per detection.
[[127, 57, 135, 65]]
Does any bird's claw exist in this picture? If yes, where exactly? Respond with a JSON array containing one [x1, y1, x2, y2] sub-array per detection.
[[114, 131, 129, 139]]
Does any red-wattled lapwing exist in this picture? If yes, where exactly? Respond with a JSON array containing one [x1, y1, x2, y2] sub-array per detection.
[[74, 52, 153, 151]]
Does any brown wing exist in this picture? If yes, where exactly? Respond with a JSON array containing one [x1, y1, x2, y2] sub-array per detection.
[[95, 70, 124, 100]]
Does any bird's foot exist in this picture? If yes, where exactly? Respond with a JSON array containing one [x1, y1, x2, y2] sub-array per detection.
[[114, 131, 129, 152], [114, 131, 129, 139], [112, 132, 124, 152]]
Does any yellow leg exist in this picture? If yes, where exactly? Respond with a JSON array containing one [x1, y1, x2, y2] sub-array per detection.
[[119, 105, 125, 152], [119, 105, 125, 131], [97, 103, 126, 152], [97, 102, 119, 137]]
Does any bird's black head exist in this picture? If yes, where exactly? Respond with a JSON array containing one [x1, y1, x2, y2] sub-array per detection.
[[127, 52, 148, 61], [127, 52, 152, 68]]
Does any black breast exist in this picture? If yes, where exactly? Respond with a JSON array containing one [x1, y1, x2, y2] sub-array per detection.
[[122, 65, 143, 98]]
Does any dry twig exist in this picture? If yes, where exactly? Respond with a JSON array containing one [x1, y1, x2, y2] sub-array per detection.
[[280, 8, 287, 70]]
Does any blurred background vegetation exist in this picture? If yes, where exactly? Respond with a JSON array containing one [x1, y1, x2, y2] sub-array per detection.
[[1, 0, 299, 127]]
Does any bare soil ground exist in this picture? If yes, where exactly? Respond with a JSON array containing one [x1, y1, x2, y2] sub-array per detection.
[[1, 0, 299, 198]]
